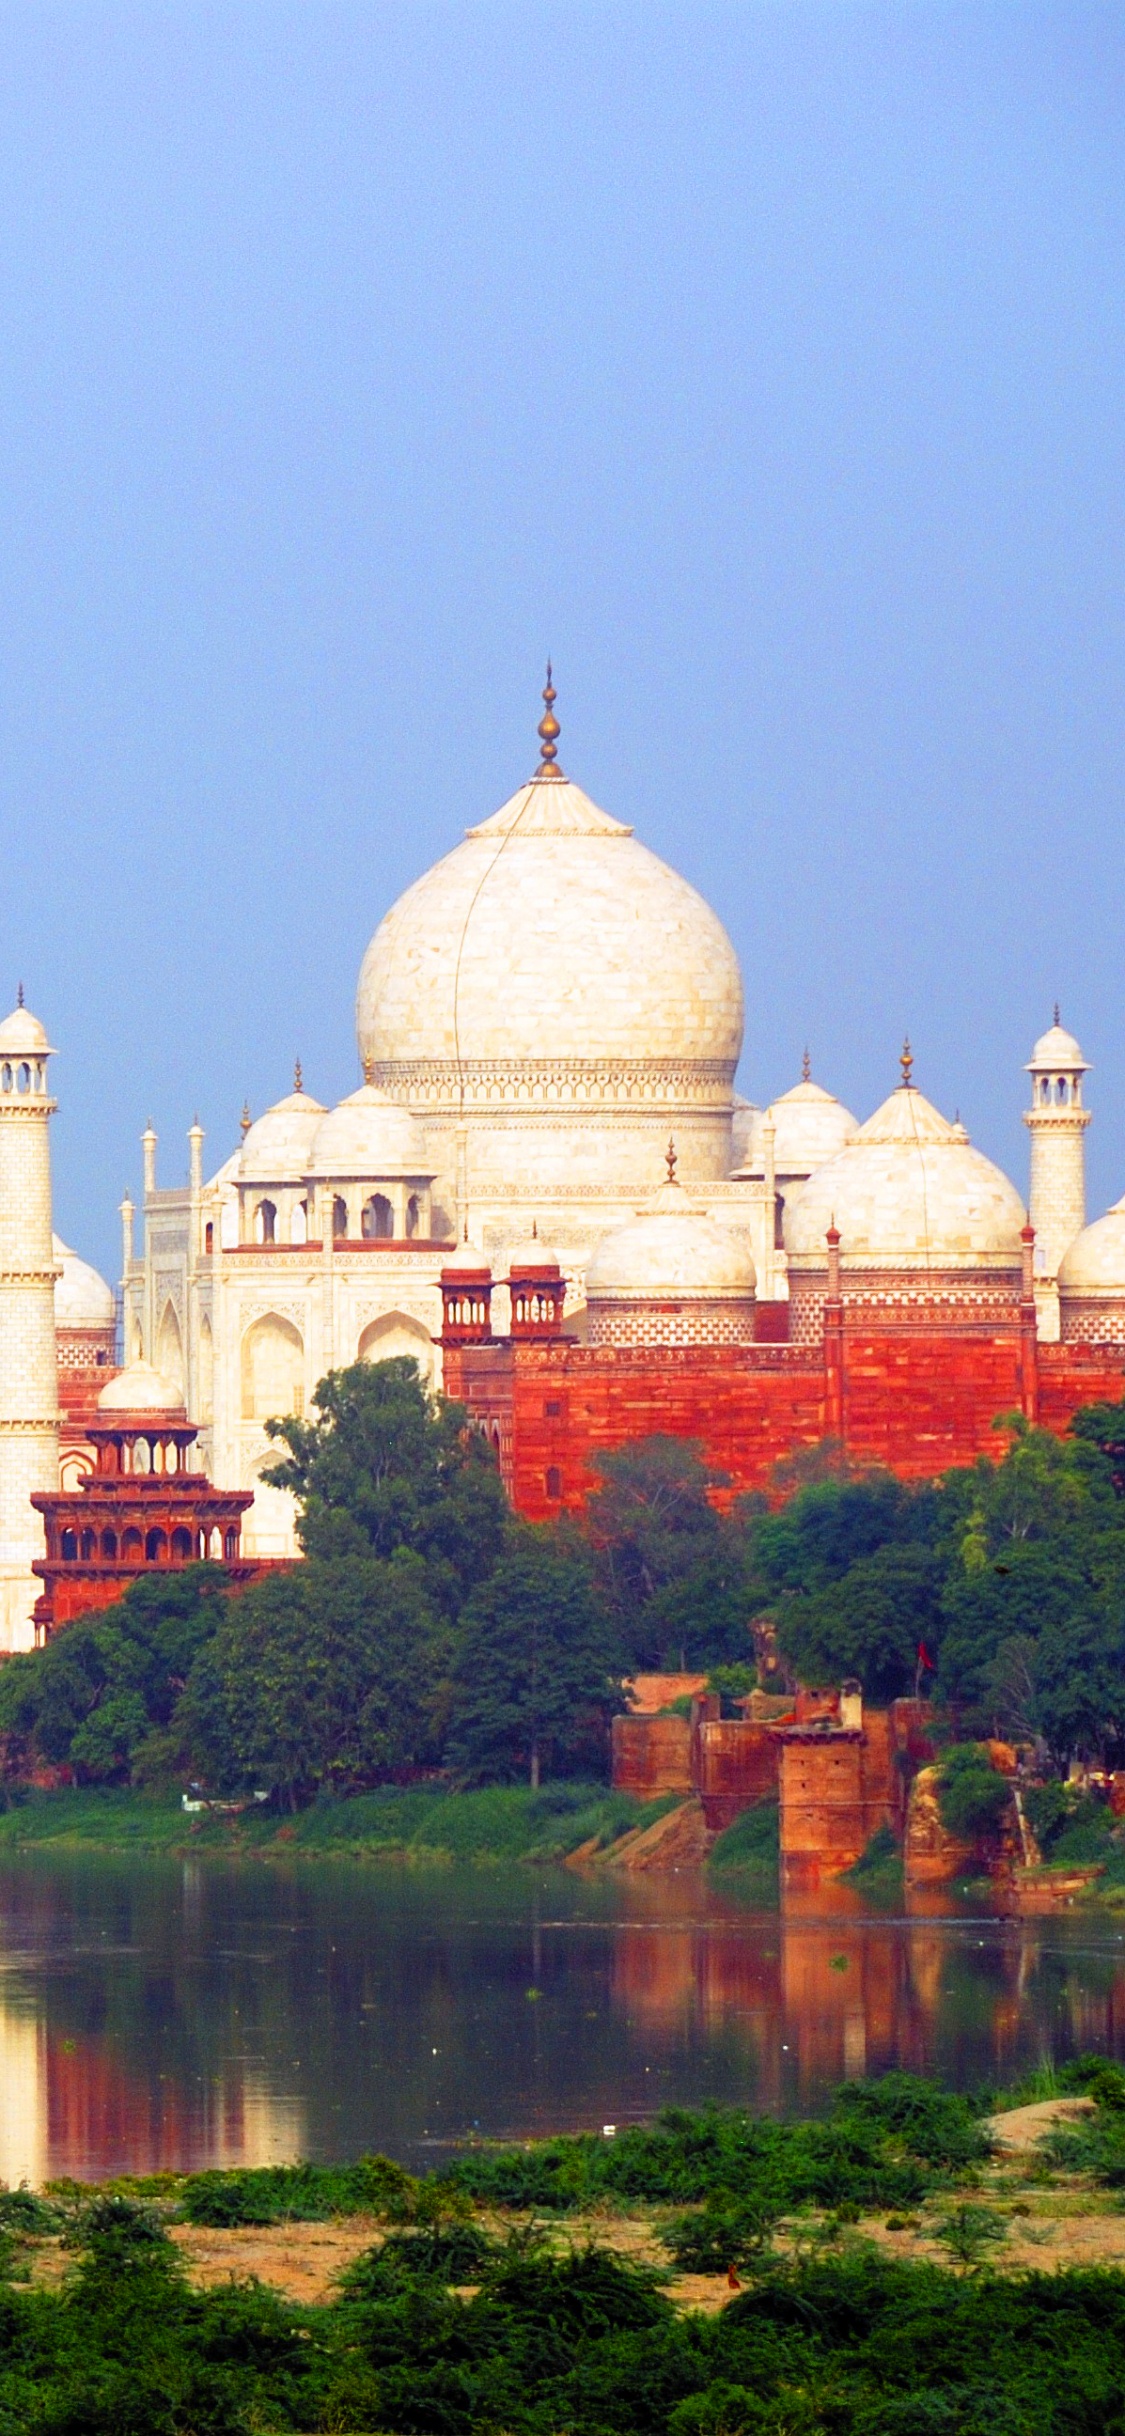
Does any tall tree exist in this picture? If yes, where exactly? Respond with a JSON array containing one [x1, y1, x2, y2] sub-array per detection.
[[0, 1566, 230, 1785], [195, 1554, 452, 1805], [446, 1530, 618, 1786], [261, 1358, 508, 1617], [777, 1542, 945, 1703], [584, 1435, 727, 1669]]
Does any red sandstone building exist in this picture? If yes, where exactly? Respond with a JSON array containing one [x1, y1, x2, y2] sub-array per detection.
[[441, 1082, 1125, 1521], [32, 1363, 254, 1639]]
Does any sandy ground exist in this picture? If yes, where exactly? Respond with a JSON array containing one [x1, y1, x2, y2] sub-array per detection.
[[985, 2096, 1095, 2151], [16, 2100, 1125, 2305]]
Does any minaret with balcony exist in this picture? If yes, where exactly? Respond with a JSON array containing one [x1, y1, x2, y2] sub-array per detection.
[[0, 995, 60, 1651], [1024, 1010, 1091, 1339]]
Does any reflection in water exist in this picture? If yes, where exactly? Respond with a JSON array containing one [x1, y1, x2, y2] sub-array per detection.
[[0, 1854, 1124, 2180]]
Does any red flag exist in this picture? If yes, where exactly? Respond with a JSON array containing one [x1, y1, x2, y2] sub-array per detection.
[[917, 1643, 934, 1671]]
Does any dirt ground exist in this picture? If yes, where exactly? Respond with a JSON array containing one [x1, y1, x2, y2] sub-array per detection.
[[19, 2098, 1125, 2305]]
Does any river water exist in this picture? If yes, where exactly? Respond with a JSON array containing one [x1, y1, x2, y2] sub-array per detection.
[[1, 1854, 1124, 2184]]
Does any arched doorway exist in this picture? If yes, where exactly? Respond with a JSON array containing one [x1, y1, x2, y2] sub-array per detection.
[[356, 1311, 435, 1387], [240, 1313, 305, 1422]]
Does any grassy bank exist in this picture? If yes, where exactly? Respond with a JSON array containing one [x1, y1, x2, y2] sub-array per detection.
[[0, 1781, 683, 1865], [5, 2068, 1125, 2430]]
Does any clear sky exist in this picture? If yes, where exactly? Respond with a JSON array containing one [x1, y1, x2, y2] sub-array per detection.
[[0, 3, 1122, 1280]]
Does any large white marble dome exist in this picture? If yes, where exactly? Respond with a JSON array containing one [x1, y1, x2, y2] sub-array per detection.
[[355, 703, 744, 1207]]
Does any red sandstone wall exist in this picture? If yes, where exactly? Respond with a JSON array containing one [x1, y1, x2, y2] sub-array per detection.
[[838, 1326, 1026, 1477], [777, 1720, 906, 1890], [496, 1342, 828, 1521], [446, 1325, 1125, 1525], [696, 1721, 779, 1830], [611, 1713, 693, 1800], [1037, 1342, 1125, 1432]]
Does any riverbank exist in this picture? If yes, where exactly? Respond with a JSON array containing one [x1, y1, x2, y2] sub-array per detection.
[[0, 1782, 787, 1880], [5, 2069, 1125, 2432], [0, 1781, 686, 1865]]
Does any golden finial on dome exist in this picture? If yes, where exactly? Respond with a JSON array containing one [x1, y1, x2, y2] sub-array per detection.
[[665, 1137, 678, 1183], [362, 1051, 374, 1087], [900, 1038, 914, 1090], [240, 1100, 252, 1139], [802, 1045, 811, 1083], [294, 1058, 303, 1093], [534, 661, 564, 777]]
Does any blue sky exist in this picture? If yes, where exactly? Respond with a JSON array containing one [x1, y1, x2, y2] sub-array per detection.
[[0, 3, 1122, 1278]]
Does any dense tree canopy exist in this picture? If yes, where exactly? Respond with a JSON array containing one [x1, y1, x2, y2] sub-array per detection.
[[261, 1358, 508, 1616], [447, 1529, 618, 1786], [0, 1566, 231, 1785], [9, 1374, 1125, 1796], [584, 1436, 753, 1671], [200, 1554, 452, 1805]]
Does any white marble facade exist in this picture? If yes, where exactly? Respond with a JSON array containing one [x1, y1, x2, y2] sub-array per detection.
[[119, 722, 1097, 1558]]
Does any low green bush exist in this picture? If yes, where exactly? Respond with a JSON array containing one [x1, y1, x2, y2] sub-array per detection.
[[0, 2087, 1123, 2431], [445, 2075, 988, 2218], [707, 1801, 779, 1875], [937, 1745, 1012, 1839], [179, 2152, 424, 2226]]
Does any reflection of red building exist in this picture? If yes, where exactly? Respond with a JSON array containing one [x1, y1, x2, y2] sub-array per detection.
[[31, 1363, 253, 1639]]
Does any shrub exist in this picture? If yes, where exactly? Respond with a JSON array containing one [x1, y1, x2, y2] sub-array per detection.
[[938, 1746, 1012, 1839]]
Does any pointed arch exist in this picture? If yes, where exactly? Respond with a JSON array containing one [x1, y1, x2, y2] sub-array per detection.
[[157, 1301, 184, 1394], [240, 1312, 304, 1422], [356, 1310, 434, 1386], [198, 1316, 214, 1423]]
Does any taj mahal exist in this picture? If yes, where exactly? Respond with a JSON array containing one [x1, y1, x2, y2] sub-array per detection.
[[3, 674, 1125, 1650]]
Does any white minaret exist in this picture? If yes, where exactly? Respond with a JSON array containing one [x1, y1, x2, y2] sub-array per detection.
[[1024, 1010, 1091, 1342], [0, 996, 60, 1652]]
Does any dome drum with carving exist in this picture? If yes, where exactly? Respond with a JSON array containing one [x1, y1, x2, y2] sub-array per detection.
[[1058, 1202, 1125, 1343]]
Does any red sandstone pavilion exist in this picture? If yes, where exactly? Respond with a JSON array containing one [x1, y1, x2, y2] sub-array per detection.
[[31, 1364, 254, 1639]]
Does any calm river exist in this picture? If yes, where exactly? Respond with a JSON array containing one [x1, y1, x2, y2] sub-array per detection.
[[1, 1855, 1125, 2184]]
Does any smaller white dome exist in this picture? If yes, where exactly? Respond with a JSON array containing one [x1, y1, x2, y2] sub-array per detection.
[[97, 1360, 185, 1415], [1058, 1202, 1125, 1294], [785, 1083, 1025, 1268], [239, 1087, 326, 1182], [735, 1075, 858, 1178], [506, 1226, 561, 1271], [1027, 1019, 1088, 1072], [587, 1181, 757, 1301], [308, 1086, 430, 1179], [0, 1002, 51, 1057], [53, 1235, 114, 1328]]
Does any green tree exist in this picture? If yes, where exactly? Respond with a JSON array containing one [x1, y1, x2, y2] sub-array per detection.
[[747, 1470, 936, 1600], [446, 1529, 619, 1786], [261, 1358, 507, 1618], [584, 1436, 727, 1670], [777, 1542, 945, 1702], [196, 1554, 452, 1805], [1069, 1397, 1125, 1496], [0, 1567, 230, 1785], [1031, 1602, 1125, 1764]]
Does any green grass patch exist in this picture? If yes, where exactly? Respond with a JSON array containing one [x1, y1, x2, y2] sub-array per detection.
[[0, 1782, 670, 1865], [843, 1823, 904, 1899], [707, 1800, 779, 1878]]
